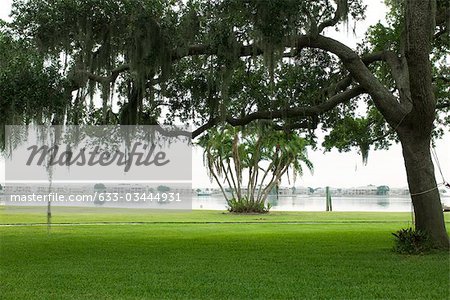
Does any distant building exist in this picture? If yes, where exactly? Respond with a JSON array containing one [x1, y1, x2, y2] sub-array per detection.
[[313, 187, 325, 196], [342, 185, 378, 196], [292, 186, 312, 195], [389, 187, 410, 195], [277, 187, 293, 196]]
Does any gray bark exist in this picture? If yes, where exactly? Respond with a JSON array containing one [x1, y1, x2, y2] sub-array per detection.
[[399, 133, 449, 248], [395, 0, 449, 248]]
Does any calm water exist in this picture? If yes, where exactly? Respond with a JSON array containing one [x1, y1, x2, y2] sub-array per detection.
[[3, 193, 450, 212], [193, 195, 450, 212]]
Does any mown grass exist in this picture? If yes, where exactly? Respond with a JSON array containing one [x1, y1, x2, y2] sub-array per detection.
[[3, 205, 447, 224], [1, 208, 449, 299]]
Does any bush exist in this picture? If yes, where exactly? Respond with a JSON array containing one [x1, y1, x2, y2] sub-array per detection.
[[227, 197, 271, 214], [392, 228, 432, 254]]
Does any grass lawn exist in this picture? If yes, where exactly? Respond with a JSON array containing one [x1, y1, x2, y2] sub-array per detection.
[[1, 207, 449, 299], [2, 206, 446, 224]]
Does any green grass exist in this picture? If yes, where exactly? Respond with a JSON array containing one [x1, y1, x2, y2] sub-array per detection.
[[1, 208, 449, 299], [4, 205, 449, 224]]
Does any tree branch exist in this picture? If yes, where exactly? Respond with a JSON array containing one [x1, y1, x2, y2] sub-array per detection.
[[318, 0, 348, 33], [271, 120, 314, 132], [75, 37, 385, 95], [434, 27, 448, 39], [433, 76, 450, 83], [73, 34, 398, 129], [173, 37, 398, 128], [384, 50, 412, 107], [296, 35, 409, 126], [153, 124, 191, 139], [192, 85, 365, 138], [436, 101, 450, 109], [78, 64, 130, 85]]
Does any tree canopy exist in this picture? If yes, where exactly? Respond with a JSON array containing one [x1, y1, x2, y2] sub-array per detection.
[[0, 28, 66, 148], [2, 0, 447, 158]]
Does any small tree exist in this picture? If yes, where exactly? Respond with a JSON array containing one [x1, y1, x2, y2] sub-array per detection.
[[157, 185, 171, 193], [94, 183, 107, 192], [377, 186, 390, 196], [199, 124, 312, 213]]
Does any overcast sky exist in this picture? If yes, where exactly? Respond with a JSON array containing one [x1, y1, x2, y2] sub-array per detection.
[[1, 0, 449, 188]]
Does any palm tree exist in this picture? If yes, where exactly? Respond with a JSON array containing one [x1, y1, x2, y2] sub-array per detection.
[[198, 123, 313, 213]]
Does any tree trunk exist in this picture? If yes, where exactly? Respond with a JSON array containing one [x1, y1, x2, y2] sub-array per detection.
[[400, 133, 449, 249], [394, 0, 449, 249]]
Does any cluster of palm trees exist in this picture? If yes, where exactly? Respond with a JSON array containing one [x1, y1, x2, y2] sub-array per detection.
[[198, 123, 313, 213]]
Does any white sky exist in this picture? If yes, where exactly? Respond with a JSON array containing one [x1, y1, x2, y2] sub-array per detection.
[[0, 0, 449, 189]]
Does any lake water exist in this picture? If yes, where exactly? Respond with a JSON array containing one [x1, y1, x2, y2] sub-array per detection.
[[193, 195, 450, 212], [2, 193, 450, 212]]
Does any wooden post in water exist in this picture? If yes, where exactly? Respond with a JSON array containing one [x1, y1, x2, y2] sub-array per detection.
[[47, 183, 52, 234], [326, 186, 333, 211]]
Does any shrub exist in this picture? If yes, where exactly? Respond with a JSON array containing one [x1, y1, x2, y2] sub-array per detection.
[[227, 197, 271, 214], [392, 228, 432, 254]]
